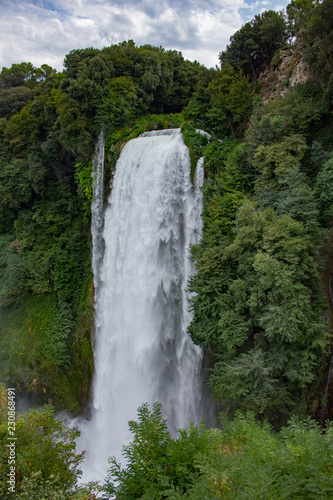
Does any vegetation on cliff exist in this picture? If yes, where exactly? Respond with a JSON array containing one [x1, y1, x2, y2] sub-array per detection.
[[0, 0, 333, 496], [0, 44, 205, 411]]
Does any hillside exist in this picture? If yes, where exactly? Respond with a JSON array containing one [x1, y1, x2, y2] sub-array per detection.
[[1, 0, 333, 497]]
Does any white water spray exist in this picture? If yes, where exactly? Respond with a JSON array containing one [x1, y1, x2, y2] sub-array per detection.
[[91, 130, 105, 285], [81, 129, 205, 481]]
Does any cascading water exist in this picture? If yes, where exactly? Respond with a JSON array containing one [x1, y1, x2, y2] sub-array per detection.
[[91, 130, 105, 285], [81, 129, 205, 481]]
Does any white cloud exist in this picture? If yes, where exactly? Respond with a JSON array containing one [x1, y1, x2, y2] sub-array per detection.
[[0, 0, 290, 71], [72, 17, 95, 28]]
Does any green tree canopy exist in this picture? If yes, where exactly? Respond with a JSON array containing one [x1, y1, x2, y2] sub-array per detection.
[[206, 64, 253, 137], [303, 0, 333, 82], [189, 201, 326, 420], [0, 63, 56, 89], [287, 0, 319, 38], [219, 11, 287, 79], [0, 394, 83, 498]]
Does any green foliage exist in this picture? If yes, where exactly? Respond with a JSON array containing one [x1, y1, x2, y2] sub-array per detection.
[[4, 102, 39, 155], [104, 404, 333, 499], [189, 201, 327, 419], [246, 90, 320, 162], [104, 402, 173, 499], [310, 140, 331, 168], [202, 141, 253, 210], [275, 166, 320, 234], [41, 301, 74, 369], [100, 76, 138, 130], [61, 50, 115, 119], [15, 472, 72, 500], [184, 64, 254, 140], [287, 0, 319, 38], [0, 232, 51, 305], [253, 134, 308, 185], [52, 89, 92, 154], [0, 138, 91, 403], [0, 294, 83, 410], [0, 62, 56, 90], [250, 128, 321, 237], [314, 156, 333, 225], [183, 68, 217, 127], [0, 166, 89, 304], [303, 0, 333, 82], [74, 160, 93, 216], [181, 122, 209, 181], [219, 11, 287, 79], [58, 41, 204, 145], [104, 402, 216, 499], [220, 142, 253, 193], [0, 18, 332, 450], [194, 140, 251, 238], [0, 401, 83, 498], [206, 64, 253, 137], [203, 140, 235, 178], [0, 300, 36, 388], [69, 277, 94, 408], [192, 412, 333, 499], [11, 471, 103, 499], [0, 87, 34, 119]]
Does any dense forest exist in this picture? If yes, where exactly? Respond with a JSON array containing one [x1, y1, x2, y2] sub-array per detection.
[[1, 0, 333, 497]]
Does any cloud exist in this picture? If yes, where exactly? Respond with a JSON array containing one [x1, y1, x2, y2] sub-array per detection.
[[0, 0, 289, 71]]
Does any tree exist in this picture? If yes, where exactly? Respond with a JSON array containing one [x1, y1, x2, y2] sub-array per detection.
[[207, 64, 253, 137], [52, 89, 91, 154], [104, 404, 333, 499], [219, 11, 287, 79], [61, 53, 115, 118], [191, 412, 333, 499], [0, 63, 56, 89], [287, 0, 319, 38], [253, 134, 308, 189], [303, 0, 333, 82], [104, 402, 216, 499], [4, 103, 39, 155], [275, 166, 320, 234], [245, 90, 320, 161], [99, 76, 138, 130], [0, 399, 84, 498], [189, 201, 327, 420], [183, 68, 216, 128], [0, 87, 34, 119], [314, 156, 333, 225], [104, 402, 173, 499]]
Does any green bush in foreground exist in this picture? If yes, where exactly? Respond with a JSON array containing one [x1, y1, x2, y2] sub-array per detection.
[[0, 387, 84, 498], [104, 403, 333, 499]]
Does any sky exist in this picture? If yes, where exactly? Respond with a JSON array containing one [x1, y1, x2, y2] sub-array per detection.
[[0, 0, 290, 71]]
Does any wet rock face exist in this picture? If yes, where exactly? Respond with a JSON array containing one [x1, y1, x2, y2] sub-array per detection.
[[289, 58, 309, 86], [258, 44, 310, 103]]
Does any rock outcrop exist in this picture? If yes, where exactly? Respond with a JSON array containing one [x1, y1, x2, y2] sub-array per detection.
[[259, 43, 309, 102]]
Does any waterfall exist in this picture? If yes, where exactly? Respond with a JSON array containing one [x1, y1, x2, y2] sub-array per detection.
[[82, 128, 205, 481], [91, 130, 105, 285]]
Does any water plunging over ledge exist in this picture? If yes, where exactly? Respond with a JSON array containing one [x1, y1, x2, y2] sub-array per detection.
[[80, 129, 206, 481]]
